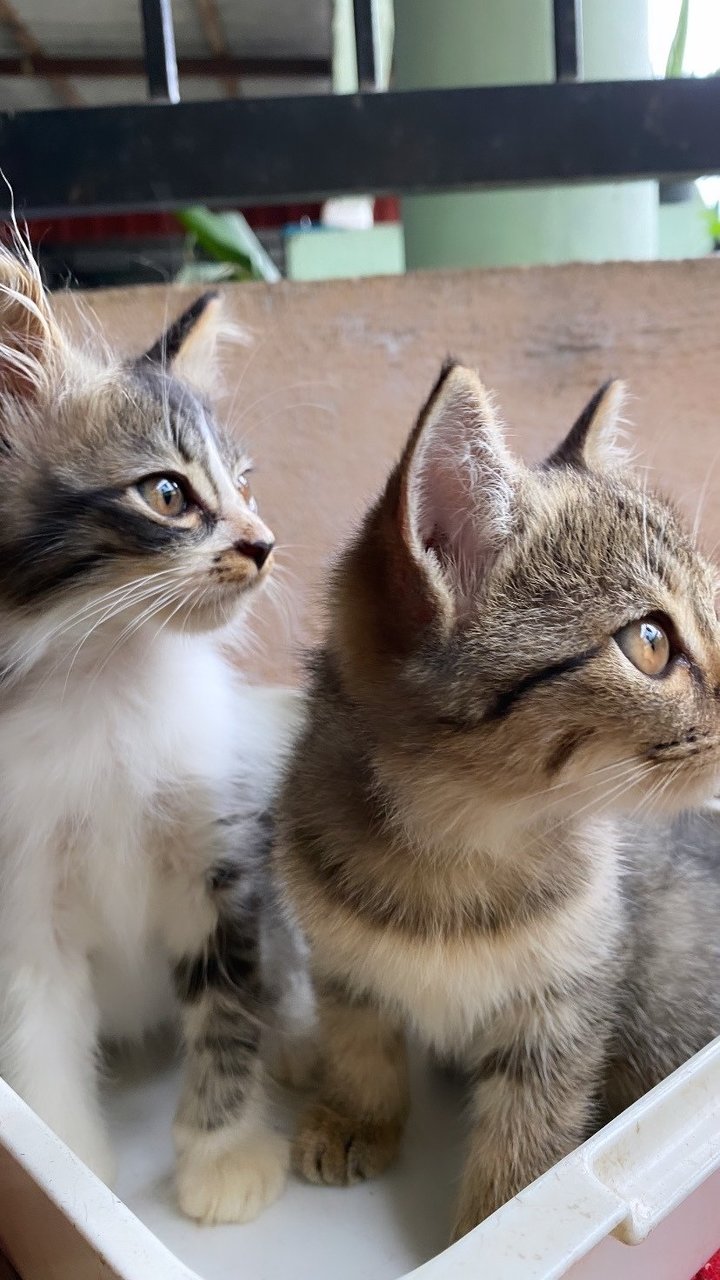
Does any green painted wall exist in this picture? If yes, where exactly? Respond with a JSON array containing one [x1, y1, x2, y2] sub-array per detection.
[[394, 0, 658, 269], [658, 190, 713, 260], [285, 224, 405, 280]]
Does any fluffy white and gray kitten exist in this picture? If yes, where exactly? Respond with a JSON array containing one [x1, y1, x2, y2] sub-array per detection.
[[0, 239, 308, 1224]]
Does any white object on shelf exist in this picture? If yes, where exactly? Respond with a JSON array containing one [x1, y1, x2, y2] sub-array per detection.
[[0, 1036, 719, 1280]]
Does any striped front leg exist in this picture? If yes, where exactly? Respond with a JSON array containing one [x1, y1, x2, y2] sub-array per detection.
[[172, 892, 288, 1224], [451, 977, 608, 1240]]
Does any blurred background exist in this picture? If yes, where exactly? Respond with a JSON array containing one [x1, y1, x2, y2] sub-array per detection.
[[0, 0, 718, 290]]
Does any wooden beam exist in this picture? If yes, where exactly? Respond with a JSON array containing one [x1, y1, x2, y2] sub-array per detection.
[[0, 0, 82, 107], [191, 0, 237, 97]]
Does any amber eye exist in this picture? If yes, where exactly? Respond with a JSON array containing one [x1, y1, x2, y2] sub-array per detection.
[[614, 618, 672, 676], [237, 472, 257, 513], [137, 475, 188, 518]]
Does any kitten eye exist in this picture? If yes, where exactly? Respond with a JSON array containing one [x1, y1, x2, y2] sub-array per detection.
[[614, 617, 671, 676], [137, 475, 188, 518], [237, 472, 257, 513]]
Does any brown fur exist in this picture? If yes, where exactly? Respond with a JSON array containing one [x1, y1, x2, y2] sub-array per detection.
[[275, 363, 720, 1239]]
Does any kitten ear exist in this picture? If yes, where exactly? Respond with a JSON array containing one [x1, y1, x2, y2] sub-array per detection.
[[139, 291, 223, 391], [339, 362, 518, 661], [404, 361, 517, 589], [0, 244, 63, 400], [547, 378, 629, 470]]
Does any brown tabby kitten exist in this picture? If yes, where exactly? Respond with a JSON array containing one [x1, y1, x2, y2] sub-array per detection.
[[275, 362, 720, 1240]]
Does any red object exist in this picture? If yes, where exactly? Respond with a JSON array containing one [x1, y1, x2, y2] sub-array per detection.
[[14, 198, 399, 247], [21, 204, 325, 246], [695, 1251, 720, 1279], [373, 195, 400, 222]]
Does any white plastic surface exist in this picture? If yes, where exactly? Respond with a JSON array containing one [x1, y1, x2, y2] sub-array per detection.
[[0, 1037, 719, 1280]]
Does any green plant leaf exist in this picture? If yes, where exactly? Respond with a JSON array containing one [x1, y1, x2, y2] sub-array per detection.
[[665, 0, 689, 78], [175, 260, 240, 285], [704, 202, 720, 242], [177, 207, 280, 282]]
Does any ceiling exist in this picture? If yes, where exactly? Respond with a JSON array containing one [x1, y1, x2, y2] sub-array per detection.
[[0, 0, 333, 111]]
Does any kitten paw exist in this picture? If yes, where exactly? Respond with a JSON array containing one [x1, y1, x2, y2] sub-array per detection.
[[293, 1103, 402, 1185], [176, 1129, 289, 1224]]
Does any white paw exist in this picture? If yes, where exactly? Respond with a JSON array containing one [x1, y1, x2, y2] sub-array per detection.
[[176, 1128, 289, 1225]]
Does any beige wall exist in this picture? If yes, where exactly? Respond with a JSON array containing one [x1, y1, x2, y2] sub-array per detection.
[[56, 260, 720, 684]]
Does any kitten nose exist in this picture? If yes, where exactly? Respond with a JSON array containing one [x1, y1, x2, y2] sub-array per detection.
[[235, 539, 274, 571]]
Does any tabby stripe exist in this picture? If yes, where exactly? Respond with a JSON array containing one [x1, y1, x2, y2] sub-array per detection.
[[173, 918, 259, 1004], [292, 830, 578, 941], [473, 1045, 546, 1086], [484, 646, 601, 723], [190, 1068, 256, 1132], [544, 728, 594, 775]]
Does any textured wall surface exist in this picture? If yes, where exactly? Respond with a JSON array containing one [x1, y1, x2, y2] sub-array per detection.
[[56, 260, 720, 683]]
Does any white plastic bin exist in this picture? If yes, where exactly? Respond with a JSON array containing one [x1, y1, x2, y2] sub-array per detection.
[[1, 1036, 719, 1280]]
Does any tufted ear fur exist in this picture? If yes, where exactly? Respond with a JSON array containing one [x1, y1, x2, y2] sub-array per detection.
[[0, 240, 65, 401], [547, 378, 630, 471], [335, 361, 519, 664], [138, 291, 229, 392], [404, 361, 517, 597]]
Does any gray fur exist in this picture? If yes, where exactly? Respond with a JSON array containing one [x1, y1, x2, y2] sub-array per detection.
[[276, 364, 720, 1240]]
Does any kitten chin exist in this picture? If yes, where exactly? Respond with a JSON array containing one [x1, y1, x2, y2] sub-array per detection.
[[277, 362, 720, 1241], [153, 576, 271, 637]]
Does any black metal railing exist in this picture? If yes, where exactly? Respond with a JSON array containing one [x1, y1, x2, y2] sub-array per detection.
[[0, 0, 717, 219]]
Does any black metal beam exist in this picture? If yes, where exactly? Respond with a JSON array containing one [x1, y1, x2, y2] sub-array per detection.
[[0, 53, 332, 78], [139, 0, 179, 103], [553, 0, 582, 82], [353, 0, 377, 90], [1, 78, 719, 219]]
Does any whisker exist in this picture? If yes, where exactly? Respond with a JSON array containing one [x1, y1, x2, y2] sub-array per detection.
[[3, 567, 185, 680], [221, 327, 276, 425], [88, 582, 188, 682], [18, 571, 187, 691], [231, 379, 336, 436], [240, 401, 334, 438], [502, 755, 645, 813], [58, 573, 187, 693], [538, 762, 653, 839]]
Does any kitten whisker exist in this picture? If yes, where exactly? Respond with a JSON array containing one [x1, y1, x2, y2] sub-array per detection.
[[58, 572, 189, 695], [537, 763, 654, 840], [87, 582, 189, 685], [238, 401, 335, 440], [635, 763, 681, 819], [692, 445, 720, 543], [231, 378, 336, 436], [500, 755, 647, 814], [221, 326, 275, 425], [6, 568, 187, 687]]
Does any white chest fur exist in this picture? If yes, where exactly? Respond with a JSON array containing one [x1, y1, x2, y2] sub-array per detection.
[[0, 631, 299, 1010], [317, 866, 617, 1056]]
